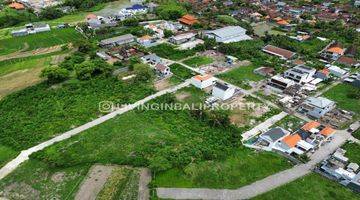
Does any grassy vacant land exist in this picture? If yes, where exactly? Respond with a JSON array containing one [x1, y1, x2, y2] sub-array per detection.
[[0, 160, 90, 199], [169, 63, 195, 82], [0, 28, 82, 56], [253, 173, 360, 200], [342, 142, 360, 164], [149, 44, 195, 60], [323, 84, 360, 116], [0, 77, 155, 151], [217, 65, 264, 89], [0, 54, 52, 76], [153, 148, 292, 189], [271, 115, 305, 132], [183, 56, 213, 68]]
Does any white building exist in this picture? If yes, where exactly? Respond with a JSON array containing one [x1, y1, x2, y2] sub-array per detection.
[[299, 96, 336, 119], [169, 32, 196, 45], [284, 65, 316, 84], [203, 26, 252, 43], [267, 75, 296, 92], [212, 82, 235, 100], [326, 64, 348, 78], [11, 23, 51, 37], [191, 75, 216, 89]]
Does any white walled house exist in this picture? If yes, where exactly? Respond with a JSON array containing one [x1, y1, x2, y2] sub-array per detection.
[[284, 65, 316, 84], [212, 82, 235, 100], [191, 75, 216, 89]]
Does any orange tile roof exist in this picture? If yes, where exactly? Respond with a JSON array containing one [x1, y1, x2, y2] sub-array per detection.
[[282, 134, 301, 148], [302, 121, 321, 131], [327, 47, 345, 55], [140, 35, 152, 40], [193, 74, 213, 81], [9, 2, 25, 10], [86, 14, 97, 20], [320, 68, 330, 76], [320, 127, 335, 137], [277, 20, 289, 26], [179, 14, 198, 25]]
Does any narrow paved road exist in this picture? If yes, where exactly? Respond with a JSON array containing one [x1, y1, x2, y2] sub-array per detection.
[[0, 80, 191, 180], [157, 130, 352, 200]]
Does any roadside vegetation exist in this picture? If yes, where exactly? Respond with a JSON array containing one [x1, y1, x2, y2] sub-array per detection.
[[253, 173, 360, 200]]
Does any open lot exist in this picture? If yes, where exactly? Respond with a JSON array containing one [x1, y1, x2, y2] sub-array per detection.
[[0, 77, 155, 151], [323, 84, 360, 117], [253, 173, 360, 200], [0, 28, 82, 56], [271, 115, 305, 132], [149, 44, 196, 61], [153, 148, 292, 189], [183, 56, 214, 68], [217, 65, 264, 89]]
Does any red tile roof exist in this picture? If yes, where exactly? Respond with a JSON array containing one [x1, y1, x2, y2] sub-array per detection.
[[320, 127, 335, 137], [263, 45, 295, 59]]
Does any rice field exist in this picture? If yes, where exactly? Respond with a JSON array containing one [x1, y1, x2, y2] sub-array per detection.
[[0, 28, 83, 56]]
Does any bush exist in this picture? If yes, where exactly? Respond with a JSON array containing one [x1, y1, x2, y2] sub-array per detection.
[[41, 66, 70, 83]]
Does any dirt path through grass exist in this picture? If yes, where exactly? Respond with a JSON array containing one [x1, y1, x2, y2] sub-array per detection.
[[0, 45, 62, 62]]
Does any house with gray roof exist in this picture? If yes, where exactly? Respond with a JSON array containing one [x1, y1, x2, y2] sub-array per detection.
[[99, 34, 136, 47], [203, 26, 252, 43], [298, 96, 336, 119], [259, 127, 289, 150]]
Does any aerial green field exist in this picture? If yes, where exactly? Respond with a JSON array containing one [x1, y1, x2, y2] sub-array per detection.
[[183, 56, 214, 68], [323, 84, 360, 116], [169, 63, 195, 81], [0, 77, 155, 151], [217, 65, 264, 89], [0, 28, 82, 56], [153, 148, 292, 189], [253, 173, 360, 200]]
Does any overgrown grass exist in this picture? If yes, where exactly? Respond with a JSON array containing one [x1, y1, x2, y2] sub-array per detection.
[[323, 84, 360, 117], [153, 148, 292, 189], [149, 44, 195, 60], [217, 65, 264, 90], [253, 173, 360, 200], [0, 28, 82, 56], [169, 63, 196, 80], [183, 56, 213, 68], [0, 77, 155, 150], [0, 160, 90, 199]]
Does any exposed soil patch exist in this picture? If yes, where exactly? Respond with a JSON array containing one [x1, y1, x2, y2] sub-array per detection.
[[154, 78, 171, 91], [175, 91, 191, 101], [75, 165, 116, 200], [0, 68, 44, 99], [51, 172, 65, 183]]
